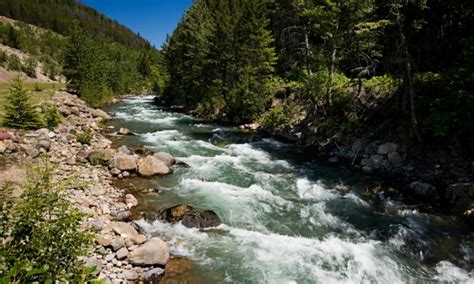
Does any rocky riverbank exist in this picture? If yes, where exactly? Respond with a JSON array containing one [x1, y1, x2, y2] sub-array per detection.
[[0, 91, 190, 282], [234, 121, 473, 222]]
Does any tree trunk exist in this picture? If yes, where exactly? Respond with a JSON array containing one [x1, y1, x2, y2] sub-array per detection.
[[304, 28, 313, 77], [327, 43, 337, 107]]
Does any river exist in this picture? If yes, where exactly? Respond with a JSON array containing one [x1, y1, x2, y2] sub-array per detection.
[[104, 96, 473, 283]]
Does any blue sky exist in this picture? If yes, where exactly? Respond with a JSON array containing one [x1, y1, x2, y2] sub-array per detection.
[[81, 0, 192, 48]]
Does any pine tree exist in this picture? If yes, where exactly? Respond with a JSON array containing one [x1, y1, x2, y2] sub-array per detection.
[[3, 77, 41, 129]]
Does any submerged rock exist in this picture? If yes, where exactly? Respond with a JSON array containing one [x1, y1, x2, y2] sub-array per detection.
[[159, 204, 221, 228]]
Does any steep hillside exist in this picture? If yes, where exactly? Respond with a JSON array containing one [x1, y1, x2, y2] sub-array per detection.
[[0, 0, 151, 49], [0, 1, 166, 107]]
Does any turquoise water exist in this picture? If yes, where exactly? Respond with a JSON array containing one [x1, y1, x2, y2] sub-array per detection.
[[105, 96, 473, 283]]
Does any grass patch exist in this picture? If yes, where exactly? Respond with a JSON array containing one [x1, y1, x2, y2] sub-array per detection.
[[0, 82, 65, 125]]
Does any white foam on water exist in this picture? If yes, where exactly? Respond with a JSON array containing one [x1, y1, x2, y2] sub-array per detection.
[[434, 261, 474, 283], [296, 178, 336, 200], [141, 129, 188, 142], [179, 178, 290, 208], [135, 219, 210, 257], [226, 143, 292, 168], [220, 225, 406, 283], [343, 192, 370, 207]]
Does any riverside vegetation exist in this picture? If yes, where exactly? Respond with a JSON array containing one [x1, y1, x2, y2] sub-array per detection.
[[161, 0, 473, 217]]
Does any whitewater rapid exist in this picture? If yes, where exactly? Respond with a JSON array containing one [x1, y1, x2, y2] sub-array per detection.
[[106, 96, 473, 283]]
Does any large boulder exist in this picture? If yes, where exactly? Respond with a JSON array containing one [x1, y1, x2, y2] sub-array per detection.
[[88, 149, 115, 166], [159, 204, 221, 228], [91, 109, 112, 120], [111, 154, 137, 171], [153, 152, 176, 167], [128, 237, 170, 266], [137, 156, 171, 177], [409, 182, 438, 202]]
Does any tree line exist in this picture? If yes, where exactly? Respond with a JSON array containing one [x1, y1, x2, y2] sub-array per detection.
[[163, 0, 473, 148]]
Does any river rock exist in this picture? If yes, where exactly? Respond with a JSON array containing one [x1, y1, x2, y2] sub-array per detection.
[[111, 236, 125, 251], [0, 131, 12, 140], [97, 235, 114, 247], [137, 156, 170, 177], [377, 143, 398, 155], [0, 141, 5, 154], [88, 149, 115, 166], [122, 270, 138, 281], [111, 154, 137, 171], [118, 128, 131, 135], [160, 204, 193, 223], [25, 147, 40, 158], [128, 237, 170, 266], [370, 154, 384, 169], [409, 182, 438, 201], [388, 151, 402, 165], [124, 194, 138, 208], [92, 109, 112, 120], [110, 168, 121, 176], [153, 151, 176, 166], [159, 204, 221, 228], [115, 210, 133, 221], [117, 145, 131, 155], [116, 247, 129, 260], [110, 221, 139, 237], [182, 210, 221, 228], [37, 140, 50, 151], [143, 267, 165, 282], [85, 257, 102, 275]]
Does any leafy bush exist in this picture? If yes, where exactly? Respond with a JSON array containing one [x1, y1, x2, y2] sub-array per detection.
[[0, 50, 7, 66], [3, 77, 42, 129], [40, 104, 62, 129], [7, 54, 22, 71], [76, 129, 93, 145], [0, 162, 94, 282], [258, 106, 292, 131], [364, 75, 399, 96], [21, 57, 37, 78]]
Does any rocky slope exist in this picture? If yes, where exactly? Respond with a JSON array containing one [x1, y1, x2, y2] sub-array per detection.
[[0, 91, 188, 282]]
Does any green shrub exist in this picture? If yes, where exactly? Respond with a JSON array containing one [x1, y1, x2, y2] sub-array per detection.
[[0, 50, 7, 66], [76, 129, 93, 145], [21, 57, 37, 78], [0, 162, 94, 282], [258, 106, 291, 130], [7, 54, 22, 71], [364, 75, 399, 96], [3, 77, 42, 129], [40, 104, 62, 129]]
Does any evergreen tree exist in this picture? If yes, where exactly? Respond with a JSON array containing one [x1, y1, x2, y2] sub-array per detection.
[[63, 24, 111, 106], [3, 77, 41, 129]]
